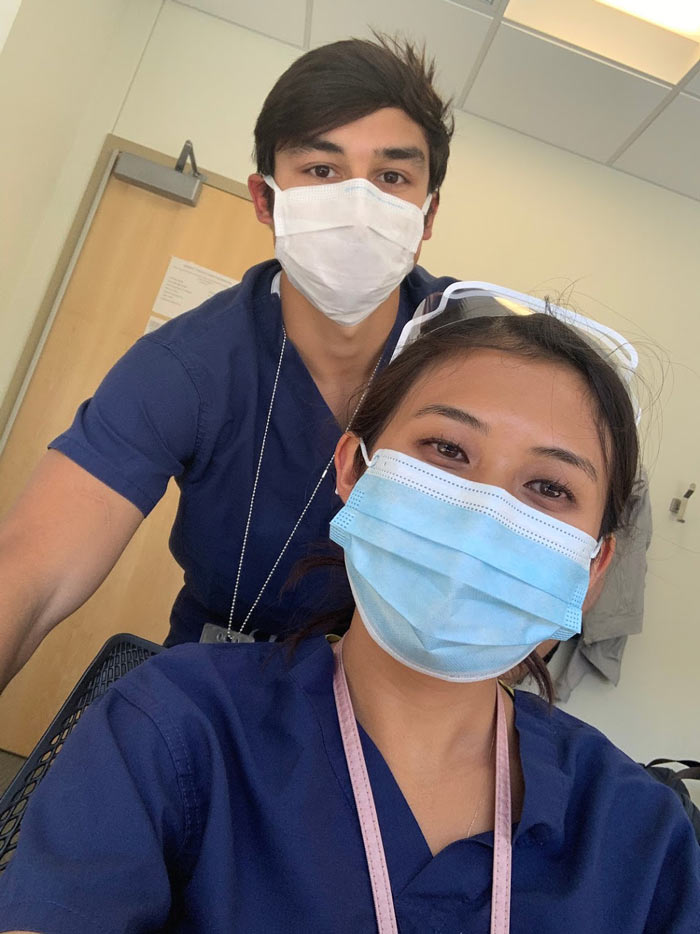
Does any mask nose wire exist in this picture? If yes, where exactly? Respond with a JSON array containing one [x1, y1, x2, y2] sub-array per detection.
[[357, 443, 603, 562]]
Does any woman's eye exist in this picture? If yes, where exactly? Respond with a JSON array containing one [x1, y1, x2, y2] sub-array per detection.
[[434, 440, 466, 461], [529, 480, 573, 501]]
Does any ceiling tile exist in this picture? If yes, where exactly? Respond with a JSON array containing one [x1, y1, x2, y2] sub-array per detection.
[[505, 0, 700, 84], [684, 70, 700, 98], [309, 0, 493, 102], [463, 23, 669, 162], [173, 0, 307, 48], [445, 0, 500, 13], [614, 93, 700, 200]]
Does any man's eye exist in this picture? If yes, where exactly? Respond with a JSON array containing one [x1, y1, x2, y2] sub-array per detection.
[[379, 171, 405, 185], [309, 165, 335, 179]]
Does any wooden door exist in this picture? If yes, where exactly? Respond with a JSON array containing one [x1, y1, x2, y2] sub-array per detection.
[[0, 168, 273, 754]]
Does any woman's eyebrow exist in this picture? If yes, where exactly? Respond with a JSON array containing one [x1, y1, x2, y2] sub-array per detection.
[[414, 404, 489, 434], [414, 407, 599, 480], [530, 446, 598, 482]]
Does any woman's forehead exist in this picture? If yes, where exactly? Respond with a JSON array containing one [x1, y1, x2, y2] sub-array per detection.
[[393, 350, 606, 458]]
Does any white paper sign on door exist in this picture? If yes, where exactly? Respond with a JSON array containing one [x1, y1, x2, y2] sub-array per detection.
[[152, 256, 238, 319], [143, 314, 168, 335]]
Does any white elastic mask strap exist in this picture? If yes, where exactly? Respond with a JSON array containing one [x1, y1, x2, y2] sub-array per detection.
[[263, 174, 280, 193], [421, 192, 433, 216], [359, 439, 377, 468], [591, 538, 603, 560]]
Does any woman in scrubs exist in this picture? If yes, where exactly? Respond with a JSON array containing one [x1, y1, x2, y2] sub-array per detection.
[[1, 287, 698, 933]]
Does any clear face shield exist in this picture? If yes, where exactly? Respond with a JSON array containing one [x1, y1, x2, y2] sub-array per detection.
[[391, 281, 641, 423]]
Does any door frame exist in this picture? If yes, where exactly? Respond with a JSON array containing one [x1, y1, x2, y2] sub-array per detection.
[[0, 135, 252, 452]]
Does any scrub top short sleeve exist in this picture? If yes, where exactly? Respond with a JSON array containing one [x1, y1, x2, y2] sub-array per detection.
[[50, 336, 200, 516]]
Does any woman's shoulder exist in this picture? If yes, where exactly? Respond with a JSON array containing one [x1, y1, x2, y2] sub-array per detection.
[[516, 689, 648, 780], [514, 689, 691, 836]]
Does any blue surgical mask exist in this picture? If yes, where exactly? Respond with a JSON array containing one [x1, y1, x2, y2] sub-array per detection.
[[329, 448, 602, 682]]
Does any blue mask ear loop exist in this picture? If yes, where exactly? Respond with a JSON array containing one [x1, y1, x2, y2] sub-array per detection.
[[335, 439, 377, 495], [359, 439, 378, 468]]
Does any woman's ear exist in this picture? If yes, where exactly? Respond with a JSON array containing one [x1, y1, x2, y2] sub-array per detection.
[[334, 433, 362, 504], [582, 534, 616, 614]]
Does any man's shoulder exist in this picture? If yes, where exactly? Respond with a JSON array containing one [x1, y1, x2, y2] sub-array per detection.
[[144, 259, 279, 356], [405, 265, 458, 301]]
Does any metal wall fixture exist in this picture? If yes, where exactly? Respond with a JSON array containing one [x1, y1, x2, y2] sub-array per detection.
[[669, 483, 696, 522], [113, 140, 206, 206]]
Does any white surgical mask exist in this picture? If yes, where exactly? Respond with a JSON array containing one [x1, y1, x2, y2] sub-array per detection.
[[265, 176, 432, 327]]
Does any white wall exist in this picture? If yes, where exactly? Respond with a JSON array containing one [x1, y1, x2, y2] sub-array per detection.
[[0, 0, 161, 406], [114, 0, 298, 182], [0, 0, 22, 55], [4, 0, 699, 761], [429, 113, 700, 762]]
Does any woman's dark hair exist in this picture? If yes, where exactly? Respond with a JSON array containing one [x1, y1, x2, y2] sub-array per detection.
[[254, 35, 453, 194], [287, 313, 640, 705]]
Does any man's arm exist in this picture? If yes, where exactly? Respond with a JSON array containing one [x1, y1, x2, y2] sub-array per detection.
[[0, 450, 144, 691]]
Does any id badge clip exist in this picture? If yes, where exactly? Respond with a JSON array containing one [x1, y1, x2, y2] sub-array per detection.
[[200, 623, 255, 645]]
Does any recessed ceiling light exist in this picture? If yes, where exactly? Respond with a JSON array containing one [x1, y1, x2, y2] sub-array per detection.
[[596, 1, 700, 37]]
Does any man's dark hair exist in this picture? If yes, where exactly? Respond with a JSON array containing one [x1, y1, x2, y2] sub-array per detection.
[[253, 35, 454, 193]]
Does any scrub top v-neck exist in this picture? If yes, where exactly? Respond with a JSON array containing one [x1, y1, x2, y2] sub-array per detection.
[[49, 260, 456, 644], [1, 638, 698, 933]]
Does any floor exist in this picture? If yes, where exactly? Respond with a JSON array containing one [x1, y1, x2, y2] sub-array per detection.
[[0, 749, 25, 797]]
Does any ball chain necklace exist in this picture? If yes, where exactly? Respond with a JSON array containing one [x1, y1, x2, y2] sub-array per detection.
[[201, 324, 385, 645]]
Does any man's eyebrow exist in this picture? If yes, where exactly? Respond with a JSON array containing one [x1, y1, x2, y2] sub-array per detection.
[[530, 446, 598, 482], [283, 138, 345, 156], [280, 141, 426, 164], [374, 146, 426, 164], [414, 404, 489, 434]]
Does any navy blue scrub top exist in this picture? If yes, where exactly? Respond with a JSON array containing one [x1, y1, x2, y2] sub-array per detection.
[[48, 261, 456, 645], [1, 637, 698, 933]]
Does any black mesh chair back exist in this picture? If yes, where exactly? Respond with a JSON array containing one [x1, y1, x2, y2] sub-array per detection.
[[0, 633, 163, 872]]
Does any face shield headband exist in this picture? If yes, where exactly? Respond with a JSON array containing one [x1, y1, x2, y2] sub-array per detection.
[[391, 281, 641, 424]]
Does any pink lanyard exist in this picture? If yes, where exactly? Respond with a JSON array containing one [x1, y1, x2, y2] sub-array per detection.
[[332, 640, 512, 934]]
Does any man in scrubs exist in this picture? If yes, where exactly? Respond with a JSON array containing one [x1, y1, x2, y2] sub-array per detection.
[[0, 36, 455, 689]]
